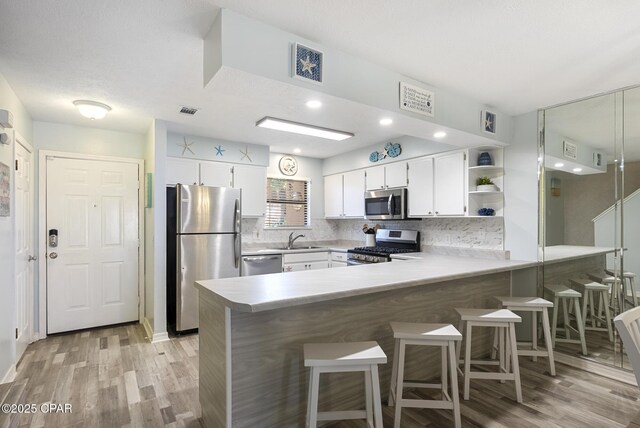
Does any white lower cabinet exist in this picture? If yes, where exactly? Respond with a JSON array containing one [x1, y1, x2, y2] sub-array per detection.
[[283, 252, 329, 272], [330, 251, 348, 268]]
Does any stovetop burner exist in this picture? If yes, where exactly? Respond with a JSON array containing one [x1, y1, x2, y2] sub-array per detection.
[[350, 246, 416, 256]]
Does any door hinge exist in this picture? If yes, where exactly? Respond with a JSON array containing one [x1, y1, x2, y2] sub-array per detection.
[[15, 160, 18, 171], [15, 328, 18, 339]]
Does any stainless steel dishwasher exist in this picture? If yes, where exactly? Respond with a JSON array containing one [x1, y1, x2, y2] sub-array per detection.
[[241, 254, 283, 276]]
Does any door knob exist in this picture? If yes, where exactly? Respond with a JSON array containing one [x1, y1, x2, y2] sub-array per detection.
[[28, 255, 37, 262], [49, 252, 58, 259]]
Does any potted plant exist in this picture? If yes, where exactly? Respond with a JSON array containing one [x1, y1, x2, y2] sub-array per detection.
[[476, 176, 498, 192]]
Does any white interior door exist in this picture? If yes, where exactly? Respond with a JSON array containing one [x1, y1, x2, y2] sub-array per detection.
[[15, 136, 34, 360], [46, 157, 139, 334]]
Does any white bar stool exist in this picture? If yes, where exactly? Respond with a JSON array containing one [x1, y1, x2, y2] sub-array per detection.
[[544, 284, 588, 356], [454, 308, 523, 403], [569, 278, 614, 342], [304, 341, 386, 428], [388, 322, 462, 428], [492, 296, 556, 376], [605, 269, 638, 308]]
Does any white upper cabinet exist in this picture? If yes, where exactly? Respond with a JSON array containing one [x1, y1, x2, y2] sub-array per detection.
[[166, 158, 199, 186], [200, 161, 233, 187], [233, 165, 267, 217], [343, 170, 365, 217], [324, 170, 364, 218], [365, 165, 385, 191], [365, 163, 407, 190], [385, 162, 408, 189], [433, 151, 466, 216], [407, 157, 434, 217]]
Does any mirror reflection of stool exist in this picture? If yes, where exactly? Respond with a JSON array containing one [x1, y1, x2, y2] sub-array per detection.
[[544, 284, 588, 356], [569, 278, 614, 342]]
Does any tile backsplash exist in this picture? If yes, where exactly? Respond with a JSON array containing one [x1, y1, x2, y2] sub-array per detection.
[[242, 217, 503, 250]]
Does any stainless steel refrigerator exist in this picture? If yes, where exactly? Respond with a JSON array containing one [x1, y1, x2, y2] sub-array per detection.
[[167, 184, 241, 334]]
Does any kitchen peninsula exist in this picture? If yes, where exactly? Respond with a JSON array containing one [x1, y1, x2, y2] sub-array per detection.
[[195, 252, 537, 427]]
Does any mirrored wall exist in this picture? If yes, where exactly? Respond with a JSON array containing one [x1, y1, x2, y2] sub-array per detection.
[[540, 85, 640, 370]]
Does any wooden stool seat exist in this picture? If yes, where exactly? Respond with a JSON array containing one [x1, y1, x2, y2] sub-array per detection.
[[493, 296, 556, 376], [454, 308, 523, 403], [605, 269, 637, 278], [569, 278, 614, 342], [544, 284, 588, 355], [388, 323, 462, 428], [304, 341, 386, 428]]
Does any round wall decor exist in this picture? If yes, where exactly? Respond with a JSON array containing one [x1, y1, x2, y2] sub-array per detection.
[[279, 155, 298, 176]]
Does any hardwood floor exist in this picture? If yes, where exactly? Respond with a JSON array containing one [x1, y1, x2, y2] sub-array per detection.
[[1, 323, 638, 427]]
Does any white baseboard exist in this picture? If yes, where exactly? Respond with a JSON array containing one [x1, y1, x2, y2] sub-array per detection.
[[1, 364, 16, 384], [142, 317, 170, 343]]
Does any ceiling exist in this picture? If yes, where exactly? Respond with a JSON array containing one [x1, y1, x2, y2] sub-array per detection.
[[1, 1, 640, 158]]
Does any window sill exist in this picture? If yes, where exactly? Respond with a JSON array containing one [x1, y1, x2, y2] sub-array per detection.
[[263, 226, 313, 230]]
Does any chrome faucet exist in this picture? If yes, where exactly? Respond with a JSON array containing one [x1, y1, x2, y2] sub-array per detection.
[[288, 232, 305, 249]]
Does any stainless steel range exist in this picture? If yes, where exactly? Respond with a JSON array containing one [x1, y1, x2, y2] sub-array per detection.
[[347, 229, 420, 265]]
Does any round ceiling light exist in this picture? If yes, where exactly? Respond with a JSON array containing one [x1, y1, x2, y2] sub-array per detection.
[[433, 131, 447, 138], [554, 162, 564, 168], [73, 100, 112, 120], [293, 148, 302, 154], [379, 118, 393, 126], [573, 167, 583, 172], [305, 100, 322, 109]]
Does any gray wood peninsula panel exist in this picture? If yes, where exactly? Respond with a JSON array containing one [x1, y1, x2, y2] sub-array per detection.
[[196, 254, 537, 427]]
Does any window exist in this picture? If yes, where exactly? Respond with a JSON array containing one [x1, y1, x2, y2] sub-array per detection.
[[265, 177, 310, 228]]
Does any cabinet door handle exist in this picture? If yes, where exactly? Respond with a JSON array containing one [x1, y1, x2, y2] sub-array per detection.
[[428, 211, 432, 215], [435, 211, 439, 215]]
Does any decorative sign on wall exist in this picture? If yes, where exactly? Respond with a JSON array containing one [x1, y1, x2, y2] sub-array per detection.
[[369, 142, 402, 162], [563, 140, 578, 160], [482, 110, 497, 135], [399, 81, 434, 117], [0, 161, 9, 216], [278, 155, 298, 176], [293, 43, 323, 83]]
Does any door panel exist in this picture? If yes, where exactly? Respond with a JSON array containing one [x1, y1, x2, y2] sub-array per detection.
[[47, 157, 139, 334], [200, 161, 232, 187], [385, 163, 408, 189], [434, 152, 466, 216], [233, 165, 266, 217], [408, 157, 434, 216], [365, 165, 385, 191], [177, 233, 240, 330], [343, 170, 365, 217], [15, 139, 33, 361]]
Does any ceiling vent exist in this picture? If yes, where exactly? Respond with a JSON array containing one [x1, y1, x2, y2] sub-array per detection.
[[179, 106, 198, 115]]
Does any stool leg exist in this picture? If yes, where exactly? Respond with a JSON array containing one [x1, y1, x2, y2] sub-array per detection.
[[508, 323, 523, 403], [551, 297, 559, 347], [562, 298, 571, 340], [541, 307, 556, 376], [456, 320, 465, 368], [602, 290, 614, 343], [370, 365, 383, 428], [630, 277, 638, 307], [463, 322, 472, 400], [306, 370, 313, 427], [388, 338, 400, 406], [499, 325, 506, 384], [581, 290, 588, 330], [393, 340, 406, 428], [589, 290, 596, 328], [505, 327, 511, 382], [441, 344, 448, 398], [448, 341, 461, 428], [308, 367, 320, 428], [491, 327, 498, 360], [573, 297, 588, 356], [532, 310, 538, 362], [365, 370, 373, 426]]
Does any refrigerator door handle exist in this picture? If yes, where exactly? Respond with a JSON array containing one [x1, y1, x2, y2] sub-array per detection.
[[234, 234, 240, 269], [234, 198, 241, 234], [234, 198, 241, 269]]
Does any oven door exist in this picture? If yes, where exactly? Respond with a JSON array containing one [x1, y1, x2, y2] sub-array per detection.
[[347, 258, 370, 266], [364, 188, 406, 220]]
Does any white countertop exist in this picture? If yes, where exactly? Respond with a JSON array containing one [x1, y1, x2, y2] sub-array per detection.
[[543, 245, 616, 264], [195, 253, 538, 313]]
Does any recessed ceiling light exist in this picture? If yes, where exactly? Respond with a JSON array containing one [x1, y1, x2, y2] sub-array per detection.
[[256, 117, 354, 141], [73, 100, 111, 120], [379, 118, 393, 126], [306, 100, 322, 109], [293, 148, 301, 154], [554, 162, 564, 168], [433, 131, 447, 138], [573, 167, 582, 172]]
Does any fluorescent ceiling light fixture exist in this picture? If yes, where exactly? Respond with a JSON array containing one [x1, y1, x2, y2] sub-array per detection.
[[293, 148, 301, 154], [573, 167, 582, 172], [554, 162, 564, 168], [305, 100, 322, 109], [256, 117, 354, 141], [379, 118, 393, 126], [73, 100, 111, 120], [433, 131, 447, 138]]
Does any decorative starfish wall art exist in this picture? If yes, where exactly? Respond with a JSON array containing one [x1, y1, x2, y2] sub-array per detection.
[[215, 145, 225, 156], [239, 146, 253, 162], [299, 55, 316, 75], [178, 137, 195, 156]]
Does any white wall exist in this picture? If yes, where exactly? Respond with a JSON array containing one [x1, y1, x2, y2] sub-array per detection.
[[150, 120, 167, 339], [504, 111, 539, 261], [144, 122, 156, 330], [0, 72, 32, 383]]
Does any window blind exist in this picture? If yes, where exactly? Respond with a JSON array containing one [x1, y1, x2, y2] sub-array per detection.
[[265, 177, 310, 228]]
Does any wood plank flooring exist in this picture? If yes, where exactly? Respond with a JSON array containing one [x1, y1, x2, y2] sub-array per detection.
[[1, 323, 638, 427]]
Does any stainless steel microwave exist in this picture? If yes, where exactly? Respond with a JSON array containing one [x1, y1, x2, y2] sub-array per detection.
[[364, 188, 407, 220]]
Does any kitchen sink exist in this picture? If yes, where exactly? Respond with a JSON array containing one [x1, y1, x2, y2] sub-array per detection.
[[269, 246, 327, 251]]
